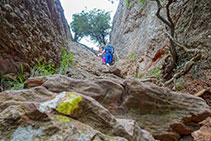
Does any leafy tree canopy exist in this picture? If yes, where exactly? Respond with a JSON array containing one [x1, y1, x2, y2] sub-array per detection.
[[70, 9, 111, 45]]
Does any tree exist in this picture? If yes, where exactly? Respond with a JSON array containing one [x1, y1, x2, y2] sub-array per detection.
[[70, 11, 90, 42], [70, 9, 111, 45]]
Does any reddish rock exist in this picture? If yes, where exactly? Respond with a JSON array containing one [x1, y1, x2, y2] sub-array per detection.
[[25, 75, 124, 109], [192, 117, 211, 141], [0, 0, 71, 72], [122, 79, 211, 140]]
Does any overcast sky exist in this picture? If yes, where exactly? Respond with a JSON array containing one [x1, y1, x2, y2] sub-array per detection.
[[60, 0, 119, 49]]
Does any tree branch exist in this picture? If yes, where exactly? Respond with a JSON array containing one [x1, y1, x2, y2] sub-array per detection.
[[164, 31, 204, 54], [155, 0, 172, 27], [166, 0, 174, 28], [164, 54, 201, 86]]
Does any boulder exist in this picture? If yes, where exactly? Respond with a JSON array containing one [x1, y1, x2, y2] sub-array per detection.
[[0, 88, 155, 141], [122, 79, 211, 140], [38, 91, 155, 141], [25, 75, 125, 109], [3, 74, 211, 140], [192, 117, 211, 141], [109, 58, 139, 78]]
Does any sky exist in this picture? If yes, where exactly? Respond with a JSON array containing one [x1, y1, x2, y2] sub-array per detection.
[[60, 0, 119, 50]]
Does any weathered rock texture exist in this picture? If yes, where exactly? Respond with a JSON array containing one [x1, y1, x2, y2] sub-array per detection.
[[192, 117, 211, 141], [110, 0, 211, 74], [172, 0, 211, 49], [122, 79, 211, 141], [0, 82, 155, 140], [24, 74, 211, 141], [67, 42, 111, 80], [110, 0, 166, 68], [24, 75, 124, 109], [0, 0, 71, 74]]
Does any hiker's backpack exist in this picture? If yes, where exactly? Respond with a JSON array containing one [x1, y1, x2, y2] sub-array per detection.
[[106, 46, 114, 54]]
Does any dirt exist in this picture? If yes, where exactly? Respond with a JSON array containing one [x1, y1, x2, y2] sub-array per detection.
[[181, 59, 211, 107]]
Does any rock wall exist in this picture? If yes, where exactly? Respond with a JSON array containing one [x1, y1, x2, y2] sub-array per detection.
[[0, 0, 71, 74], [110, 0, 211, 71], [110, 0, 166, 69], [172, 0, 211, 48]]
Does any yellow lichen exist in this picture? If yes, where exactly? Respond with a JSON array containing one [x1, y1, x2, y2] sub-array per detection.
[[56, 94, 82, 115], [55, 115, 70, 122]]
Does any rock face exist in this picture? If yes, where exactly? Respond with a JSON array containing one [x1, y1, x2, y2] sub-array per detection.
[[67, 42, 110, 80], [110, 0, 166, 67], [24, 74, 211, 141], [172, 0, 211, 49], [110, 0, 211, 72], [0, 0, 71, 74]]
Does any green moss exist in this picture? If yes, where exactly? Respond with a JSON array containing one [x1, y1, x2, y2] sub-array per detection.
[[55, 115, 70, 122]]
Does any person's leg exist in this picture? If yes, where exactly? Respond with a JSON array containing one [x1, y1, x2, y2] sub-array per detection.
[[103, 57, 105, 63], [101, 54, 105, 64], [105, 53, 109, 64], [108, 54, 113, 65], [101, 54, 104, 59]]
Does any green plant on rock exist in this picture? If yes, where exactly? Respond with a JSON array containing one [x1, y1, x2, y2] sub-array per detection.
[[59, 47, 75, 74], [129, 53, 137, 61], [32, 60, 57, 77], [138, 74, 143, 78], [0, 64, 29, 90], [152, 68, 161, 76], [174, 77, 184, 91]]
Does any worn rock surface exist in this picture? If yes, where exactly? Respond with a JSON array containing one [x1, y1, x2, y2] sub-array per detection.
[[0, 86, 155, 141], [111, 0, 166, 66], [67, 42, 111, 79], [110, 0, 211, 78], [109, 58, 139, 78], [192, 117, 211, 141], [25, 75, 124, 109], [24, 74, 211, 140], [0, 0, 71, 74], [122, 79, 211, 141]]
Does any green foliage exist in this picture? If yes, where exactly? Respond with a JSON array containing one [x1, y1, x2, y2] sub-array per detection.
[[125, 0, 145, 8], [193, 64, 200, 79], [32, 60, 57, 77], [0, 64, 27, 90], [70, 9, 111, 45], [129, 53, 137, 60], [1, 48, 75, 91], [193, 63, 206, 80], [8, 80, 24, 90], [174, 77, 184, 91], [59, 47, 75, 74], [70, 10, 89, 41], [152, 68, 161, 76], [138, 74, 142, 78]]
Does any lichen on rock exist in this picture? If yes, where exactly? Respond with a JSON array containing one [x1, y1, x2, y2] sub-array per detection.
[[56, 94, 82, 115], [38, 92, 82, 115], [55, 115, 70, 122]]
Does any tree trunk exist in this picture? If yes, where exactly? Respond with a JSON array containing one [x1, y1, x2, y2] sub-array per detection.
[[154, 0, 178, 64]]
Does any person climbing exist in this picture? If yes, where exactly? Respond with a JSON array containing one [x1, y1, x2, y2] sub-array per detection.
[[98, 46, 106, 64], [104, 44, 114, 67]]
